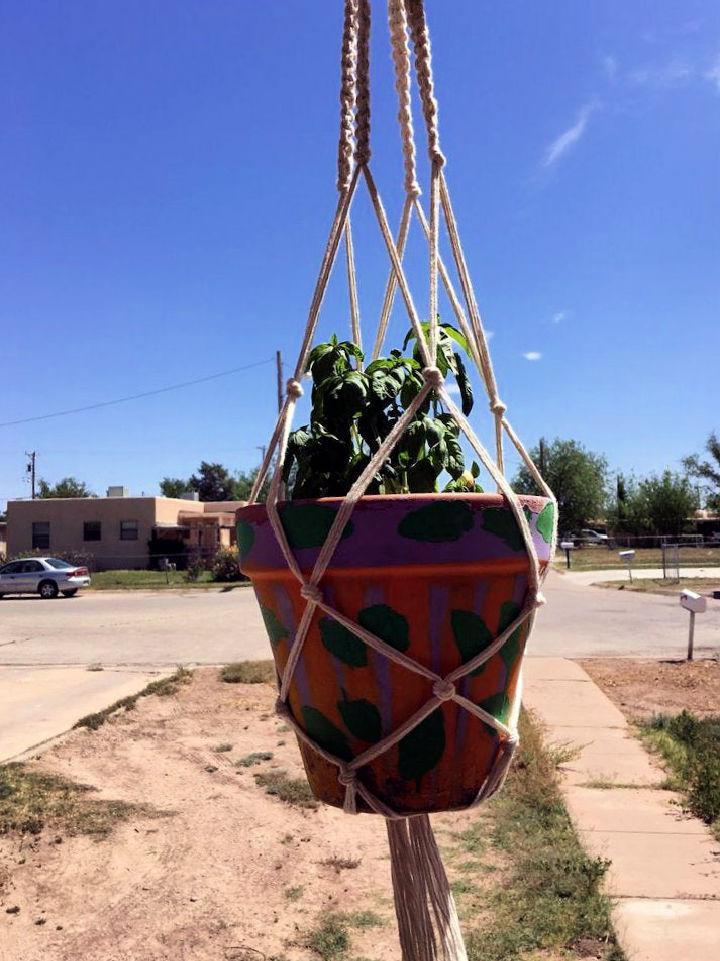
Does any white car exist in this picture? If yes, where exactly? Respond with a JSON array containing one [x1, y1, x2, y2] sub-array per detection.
[[579, 529, 609, 546], [0, 557, 91, 599]]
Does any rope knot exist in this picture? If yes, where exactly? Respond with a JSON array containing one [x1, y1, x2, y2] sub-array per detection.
[[422, 366, 443, 389], [286, 378, 304, 400], [337, 766, 357, 788], [535, 592, 547, 608], [490, 398, 507, 416], [300, 583, 323, 605], [432, 678, 455, 702]]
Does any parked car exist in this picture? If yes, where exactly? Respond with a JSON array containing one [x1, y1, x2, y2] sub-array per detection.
[[0, 557, 91, 599], [578, 528, 610, 546]]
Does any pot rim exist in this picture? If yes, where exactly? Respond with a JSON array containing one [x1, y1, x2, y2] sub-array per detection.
[[236, 491, 552, 520]]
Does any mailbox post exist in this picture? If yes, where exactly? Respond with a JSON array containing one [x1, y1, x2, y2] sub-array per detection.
[[560, 540, 575, 570], [680, 590, 707, 661], [619, 549, 636, 584]]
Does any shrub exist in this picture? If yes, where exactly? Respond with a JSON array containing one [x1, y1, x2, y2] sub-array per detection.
[[211, 546, 243, 582], [185, 557, 205, 582]]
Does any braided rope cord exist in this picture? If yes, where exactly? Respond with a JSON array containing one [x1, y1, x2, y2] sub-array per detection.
[[248, 0, 558, 818]]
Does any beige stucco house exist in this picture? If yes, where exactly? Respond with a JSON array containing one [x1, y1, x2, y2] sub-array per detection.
[[6, 493, 241, 571]]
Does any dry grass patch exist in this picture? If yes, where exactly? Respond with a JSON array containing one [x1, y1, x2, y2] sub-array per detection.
[[0, 764, 159, 838], [252, 769, 319, 809], [73, 666, 193, 731], [221, 660, 275, 684]]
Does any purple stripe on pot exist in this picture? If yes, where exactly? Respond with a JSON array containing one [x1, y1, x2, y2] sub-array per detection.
[[273, 584, 312, 708], [429, 584, 449, 677], [454, 579, 490, 758]]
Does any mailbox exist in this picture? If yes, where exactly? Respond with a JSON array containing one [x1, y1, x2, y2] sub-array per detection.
[[680, 590, 707, 614], [560, 541, 575, 551], [619, 550, 635, 560]]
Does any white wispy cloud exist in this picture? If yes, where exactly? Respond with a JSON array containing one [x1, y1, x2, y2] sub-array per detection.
[[523, 351, 542, 362], [629, 58, 694, 89], [551, 311, 567, 325], [542, 103, 597, 168], [603, 55, 618, 82], [445, 382, 461, 395], [706, 54, 720, 93]]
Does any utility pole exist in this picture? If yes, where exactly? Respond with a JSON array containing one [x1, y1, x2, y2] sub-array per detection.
[[25, 451, 37, 499], [538, 437, 546, 476], [276, 350, 284, 414], [256, 445, 267, 463]]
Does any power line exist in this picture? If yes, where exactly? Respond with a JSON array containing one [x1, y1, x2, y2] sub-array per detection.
[[0, 357, 275, 428]]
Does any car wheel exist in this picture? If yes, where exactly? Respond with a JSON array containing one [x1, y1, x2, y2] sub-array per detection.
[[61, 589, 78, 598], [39, 580, 59, 599]]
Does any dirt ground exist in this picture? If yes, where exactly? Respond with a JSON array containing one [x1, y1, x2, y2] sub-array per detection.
[[0, 668, 492, 961], [580, 658, 720, 720]]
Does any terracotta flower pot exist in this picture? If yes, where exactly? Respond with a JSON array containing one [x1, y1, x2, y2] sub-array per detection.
[[236, 492, 554, 816]]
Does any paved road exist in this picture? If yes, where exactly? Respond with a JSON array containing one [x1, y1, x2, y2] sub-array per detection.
[[0, 585, 268, 667], [532, 571, 720, 659]]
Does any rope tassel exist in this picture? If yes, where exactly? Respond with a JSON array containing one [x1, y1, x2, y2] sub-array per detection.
[[387, 815, 468, 961]]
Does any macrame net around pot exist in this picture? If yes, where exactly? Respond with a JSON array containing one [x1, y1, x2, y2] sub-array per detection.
[[236, 3, 558, 960]]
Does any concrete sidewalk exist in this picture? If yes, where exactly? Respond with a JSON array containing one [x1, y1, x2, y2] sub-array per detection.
[[523, 658, 720, 961], [0, 666, 169, 762]]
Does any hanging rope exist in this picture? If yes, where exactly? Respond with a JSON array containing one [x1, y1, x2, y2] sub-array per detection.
[[247, 5, 559, 955]]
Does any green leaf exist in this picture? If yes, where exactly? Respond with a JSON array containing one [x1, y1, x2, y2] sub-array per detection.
[[536, 502, 555, 544], [398, 500, 474, 542], [260, 606, 289, 648], [301, 706, 353, 762], [398, 709, 446, 790], [337, 689, 382, 742], [453, 352, 474, 416], [319, 618, 367, 667], [236, 520, 254, 561], [280, 503, 354, 549], [450, 610, 494, 676], [407, 458, 439, 493], [357, 604, 410, 652]]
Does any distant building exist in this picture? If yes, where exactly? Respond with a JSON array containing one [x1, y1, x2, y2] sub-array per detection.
[[0, 521, 7, 560], [5, 490, 241, 570]]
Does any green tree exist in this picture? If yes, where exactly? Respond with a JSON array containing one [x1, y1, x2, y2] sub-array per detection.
[[606, 474, 650, 536], [188, 461, 236, 501], [160, 477, 192, 498], [234, 466, 269, 503], [37, 476, 94, 498], [513, 438, 608, 534], [683, 432, 720, 510], [639, 471, 698, 537]]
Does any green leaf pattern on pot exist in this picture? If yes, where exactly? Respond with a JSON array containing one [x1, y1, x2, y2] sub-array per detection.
[[451, 610, 494, 676], [236, 520, 254, 561], [536, 502, 555, 544], [479, 691, 510, 724], [397, 501, 474, 543], [357, 604, 410, 652], [481, 506, 527, 551], [279, 503, 354, 549], [398, 709, 446, 790], [301, 705, 353, 762], [497, 601, 523, 671], [319, 617, 368, 667], [260, 605, 289, 648], [337, 689, 382, 743]]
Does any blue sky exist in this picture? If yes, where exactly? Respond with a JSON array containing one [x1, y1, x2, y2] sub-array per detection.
[[1, 1, 718, 506]]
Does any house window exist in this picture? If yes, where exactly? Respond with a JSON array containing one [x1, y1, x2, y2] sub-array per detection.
[[32, 522, 50, 550], [120, 520, 138, 541], [84, 521, 102, 542]]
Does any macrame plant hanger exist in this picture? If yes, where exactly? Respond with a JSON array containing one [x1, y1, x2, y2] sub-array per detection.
[[247, 3, 558, 960]]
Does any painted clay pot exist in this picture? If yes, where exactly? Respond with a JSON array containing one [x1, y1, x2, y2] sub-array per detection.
[[236, 493, 554, 815]]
